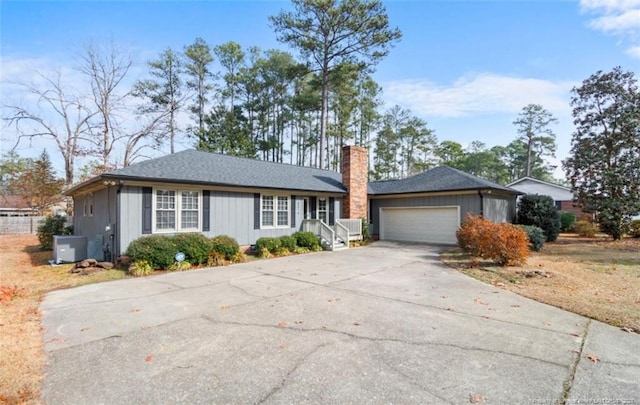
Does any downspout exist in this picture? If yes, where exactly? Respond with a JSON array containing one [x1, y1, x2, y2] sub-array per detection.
[[115, 180, 123, 264], [478, 190, 484, 217]]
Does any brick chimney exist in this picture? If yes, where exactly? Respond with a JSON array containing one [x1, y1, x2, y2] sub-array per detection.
[[342, 145, 368, 219]]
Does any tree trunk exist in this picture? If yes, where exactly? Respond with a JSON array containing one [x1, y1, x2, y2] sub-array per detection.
[[319, 61, 329, 170]]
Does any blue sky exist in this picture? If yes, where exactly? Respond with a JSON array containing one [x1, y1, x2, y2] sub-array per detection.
[[2, 0, 639, 180]]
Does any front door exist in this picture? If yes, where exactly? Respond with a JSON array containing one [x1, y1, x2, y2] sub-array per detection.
[[303, 197, 311, 219]]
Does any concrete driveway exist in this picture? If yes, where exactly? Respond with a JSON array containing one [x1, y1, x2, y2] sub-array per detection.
[[41, 242, 639, 404]]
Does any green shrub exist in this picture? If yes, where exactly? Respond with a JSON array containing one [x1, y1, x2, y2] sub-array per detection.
[[457, 214, 530, 266], [629, 220, 640, 238], [292, 231, 320, 250], [173, 233, 211, 265], [210, 235, 240, 261], [37, 215, 72, 250], [279, 235, 297, 252], [167, 260, 192, 272], [519, 225, 545, 252], [362, 218, 371, 241], [573, 221, 597, 237], [128, 260, 154, 277], [255, 237, 281, 254], [517, 194, 561, 242], [126, 235, 178, 269], [559, 211, 576, 233]]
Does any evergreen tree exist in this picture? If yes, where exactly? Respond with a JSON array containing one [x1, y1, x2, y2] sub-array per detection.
[[564, 67, 640, 240]]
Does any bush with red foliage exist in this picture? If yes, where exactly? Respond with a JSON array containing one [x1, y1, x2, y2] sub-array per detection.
[[456, 214, 530, 266]]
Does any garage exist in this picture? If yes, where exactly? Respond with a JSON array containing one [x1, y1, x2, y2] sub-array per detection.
[[379, 206, 460, 244]]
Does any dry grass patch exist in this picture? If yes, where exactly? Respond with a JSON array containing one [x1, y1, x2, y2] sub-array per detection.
[[0, 234, 128, 405], [442, 234, 640, 333]]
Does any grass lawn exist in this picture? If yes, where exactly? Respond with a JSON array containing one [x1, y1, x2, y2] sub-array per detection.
[[0, 234, 129, 405], [442, 234, 640, 333]]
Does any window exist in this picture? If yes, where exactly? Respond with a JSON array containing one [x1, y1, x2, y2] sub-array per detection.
[[261, 195, 289, 228], [317, 198, 327, 223], [154, 189, 200, 232], [83, 195, 94, 217], [181, 191, 199, 229]]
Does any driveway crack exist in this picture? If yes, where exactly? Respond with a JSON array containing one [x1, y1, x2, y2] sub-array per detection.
[[559, 318, 591, 405], [377, 355, 455, 404], [200, 316, 569, 368], [257, 343, 331, 404]]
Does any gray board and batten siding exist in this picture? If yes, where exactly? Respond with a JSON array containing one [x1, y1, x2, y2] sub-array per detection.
[[115, 185, 342, 257], [72, 187, 117, 261]]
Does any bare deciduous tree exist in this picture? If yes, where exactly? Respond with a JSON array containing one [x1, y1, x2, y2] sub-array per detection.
[[4, 70, 95, 184], [77, 42, 132, 167]]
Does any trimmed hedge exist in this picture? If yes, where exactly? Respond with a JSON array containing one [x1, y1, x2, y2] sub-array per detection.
[[210, 235, 240, 261], [126, 235, 177, 269], [279, 235, 297, 252], [173, 233, 211, 265], [256, 237, 281, 257], [292, 231, 320, 250], [126, 233, 240, 269]]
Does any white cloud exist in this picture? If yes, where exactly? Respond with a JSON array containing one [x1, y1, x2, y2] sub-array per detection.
[[626, 45, 640, 58], [382, 73, 574, 118], [580, 0, 640, 13], [580, 0, 640, 58]]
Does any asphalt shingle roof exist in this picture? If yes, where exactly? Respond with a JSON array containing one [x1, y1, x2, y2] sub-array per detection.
[[102, 149, 347, 193], [368, 166, 519, 195]]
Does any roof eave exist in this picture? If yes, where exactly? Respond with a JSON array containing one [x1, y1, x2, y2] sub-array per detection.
[[368, 186, 522, 196], [100, 174, 348, 194]]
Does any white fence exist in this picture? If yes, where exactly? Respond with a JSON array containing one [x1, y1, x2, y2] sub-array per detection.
[[0, 216, 46, 234]]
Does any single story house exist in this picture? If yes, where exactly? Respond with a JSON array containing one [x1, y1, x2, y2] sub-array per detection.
[[506, 177, 583, 217], [66, 146, 521, 262]]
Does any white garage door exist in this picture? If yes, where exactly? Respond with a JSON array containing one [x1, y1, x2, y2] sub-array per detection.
[[380, 206, 460, 244]]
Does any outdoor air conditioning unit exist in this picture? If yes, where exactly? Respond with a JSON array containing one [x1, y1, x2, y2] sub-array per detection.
[[53, 235, 88, 263]]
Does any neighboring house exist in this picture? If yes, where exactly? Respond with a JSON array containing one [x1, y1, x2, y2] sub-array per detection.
[[506, 177, 583, 217], [0, 195, 38, 217], [66, 146, 521, 262]]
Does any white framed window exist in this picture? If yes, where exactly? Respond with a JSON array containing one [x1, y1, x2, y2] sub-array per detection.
[[261, 194, 289, 228], [153, 189, 200, 232], [317, 198, 328, 223]]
